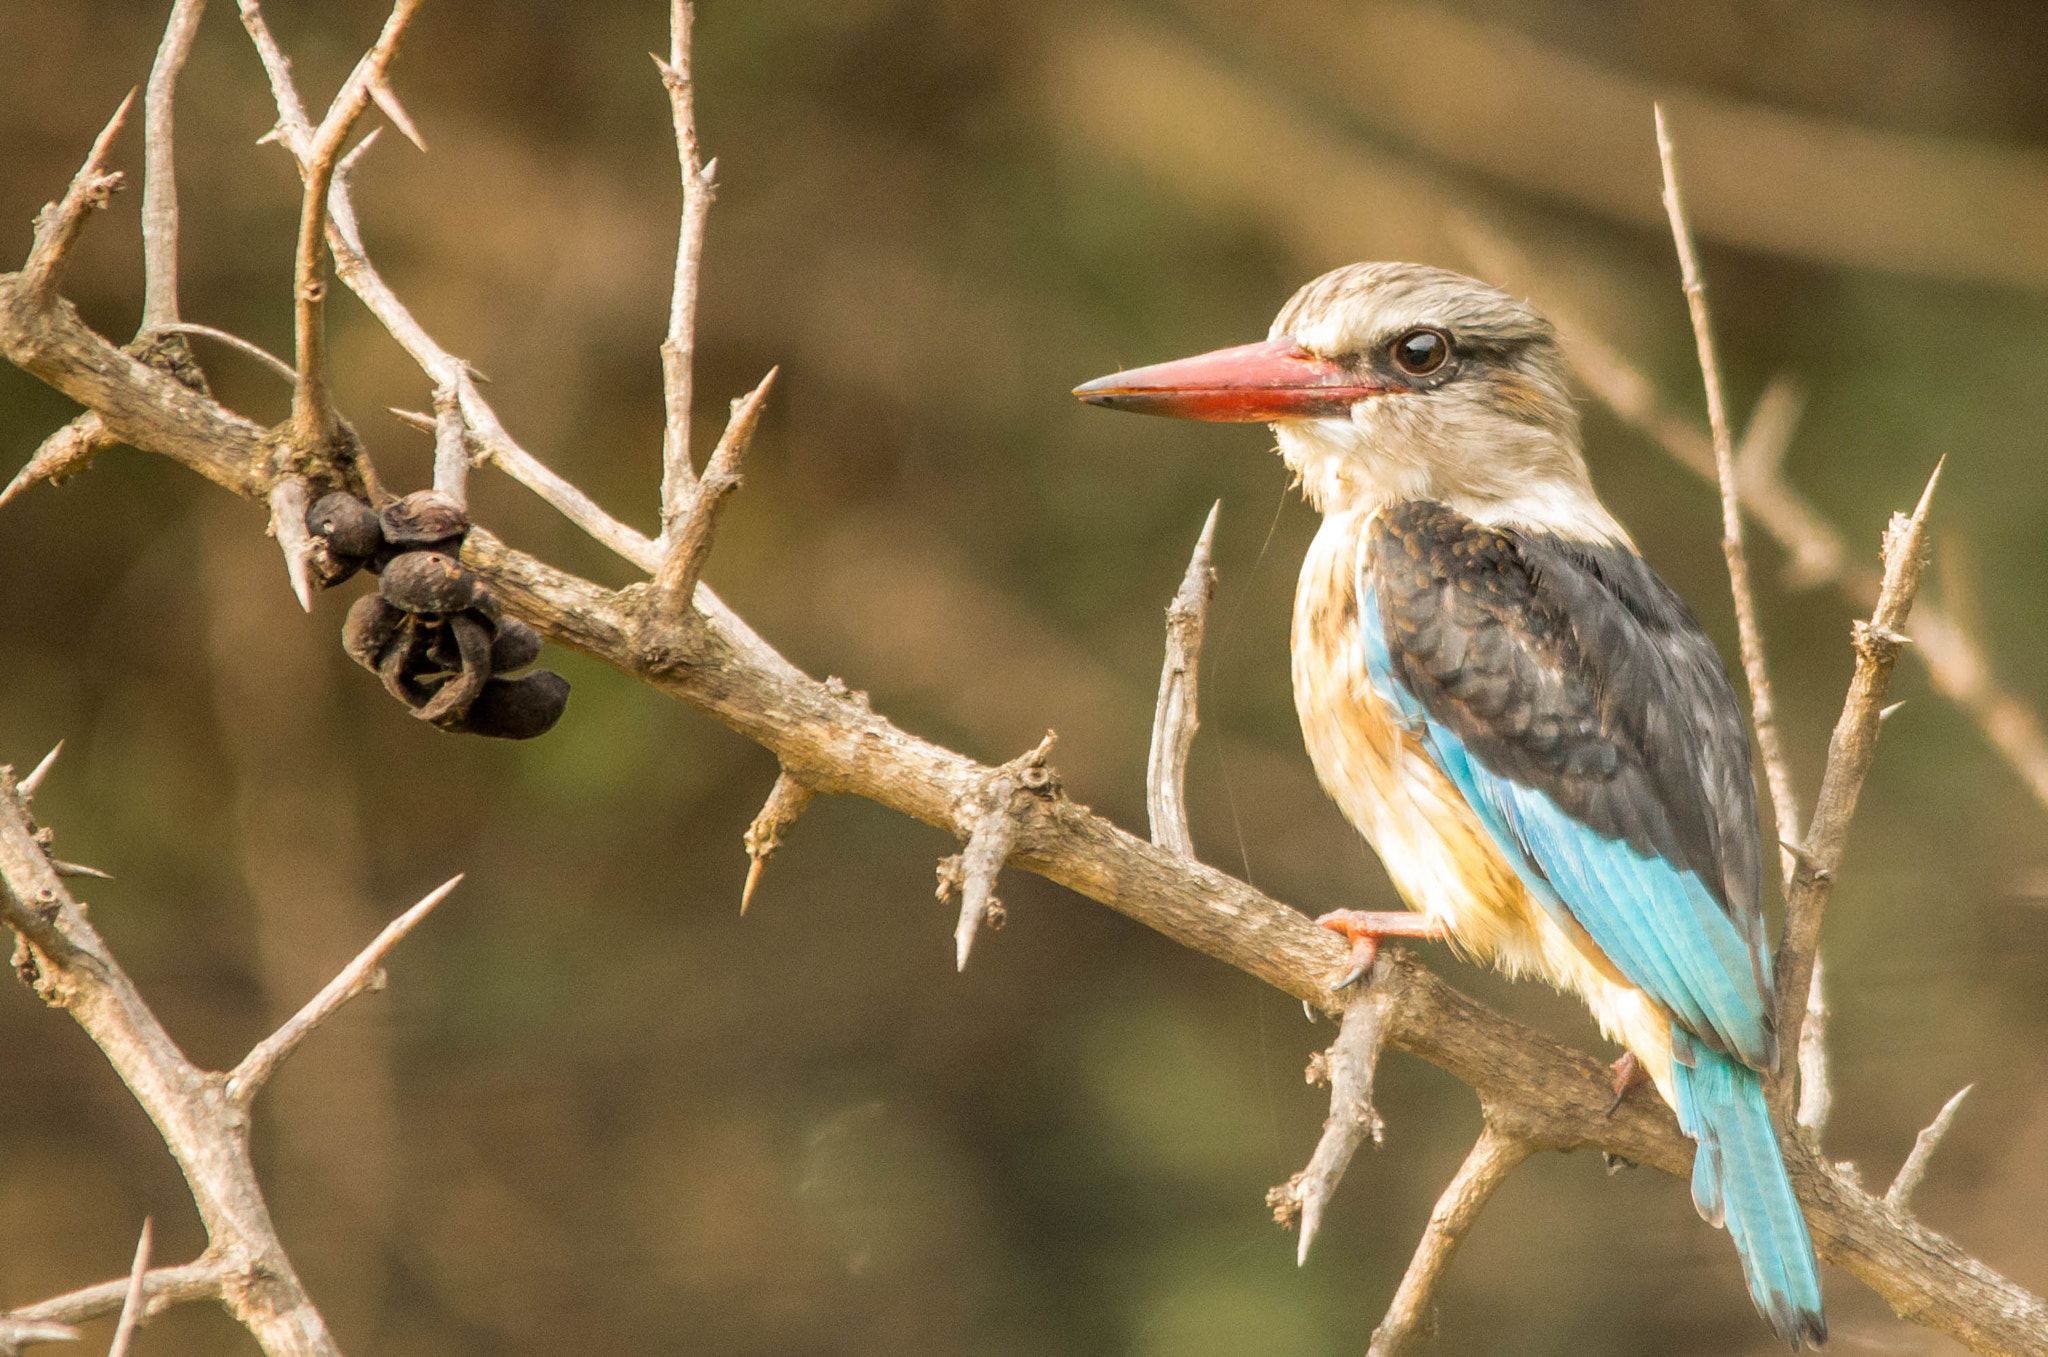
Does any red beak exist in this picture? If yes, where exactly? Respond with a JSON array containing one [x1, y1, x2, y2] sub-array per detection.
[[1072, 337, 1385, 422]]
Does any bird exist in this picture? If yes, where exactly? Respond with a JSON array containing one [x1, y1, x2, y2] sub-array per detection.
[[1072, 262, 1825, 1348]]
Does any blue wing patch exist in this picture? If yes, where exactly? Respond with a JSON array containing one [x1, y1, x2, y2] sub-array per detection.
[[1359, 586, 1772, 1068]]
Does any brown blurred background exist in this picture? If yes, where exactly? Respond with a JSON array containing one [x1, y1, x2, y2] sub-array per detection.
[[4, 2, 2048, 1353]]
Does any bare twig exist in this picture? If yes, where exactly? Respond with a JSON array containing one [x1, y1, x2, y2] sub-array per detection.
[[656, 367, 777, 608], [6, 1266, 219, 1334], [1887, 1085, 1975, 1212], [740, 770, 816, 914], [265, 476, 315, 613], [18, 742, 63, 802], [1268, 974, 1393, 1263], [140, 0, 208, 332], [284, 99, 658, 568], [430, 382, 468, 509], [105, 1219, 153, 1357], [1774, 462, 1943, 1107], [1368, 1124, 1534, 1357], [277, 0, 424, 454], [226, 873, 461, 1109], [154, 324, 297, 383], [0, 1317, 81, 1355], [20, 92, 134, 304], [656, 0, 718, 531], [1736, 375, 1807, 491], [1656, 105, 1801, 876], [1147, 502, 1218, 857]]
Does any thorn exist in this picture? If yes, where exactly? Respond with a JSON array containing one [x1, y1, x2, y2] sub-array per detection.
[[740, 771, 815, 915], [105, 1216, 151, 1357], [739, 856, 766, 916], [1779, 837, 1818, 871], [267, 477, 316, 613], [18, 741, 63, 800], [369, 77, 427, 152], [1879, 700, 1907, 723], [51, 860, 113, 881], [388, 406, 437, 432], [1302, 998, 1317, 1023]]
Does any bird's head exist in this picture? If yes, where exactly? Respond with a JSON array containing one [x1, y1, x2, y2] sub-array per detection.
[[1075, 262, 1621, 542]]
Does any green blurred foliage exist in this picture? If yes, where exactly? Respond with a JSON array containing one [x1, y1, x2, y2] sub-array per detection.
[[4, 1, 2048, 1353]]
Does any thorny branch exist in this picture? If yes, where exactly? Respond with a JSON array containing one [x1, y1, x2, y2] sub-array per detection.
[[0, 758, 455, 1356], [1267, 974, 1394, 1264], [1146, 502, 1218, 858], [0, 8, 2040, 1356]]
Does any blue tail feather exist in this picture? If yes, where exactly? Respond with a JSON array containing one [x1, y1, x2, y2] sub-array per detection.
[[1671, 1030, 1827, 1350]]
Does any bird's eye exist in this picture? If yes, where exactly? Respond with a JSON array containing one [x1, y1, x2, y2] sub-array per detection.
[[1391, 328, 1449, 376]]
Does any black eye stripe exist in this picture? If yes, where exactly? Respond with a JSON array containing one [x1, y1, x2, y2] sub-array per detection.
[[1391, 328, 1450, 377]]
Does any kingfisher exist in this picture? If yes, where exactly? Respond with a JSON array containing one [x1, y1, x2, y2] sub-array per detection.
[[1073, 263, 1825, 1347]]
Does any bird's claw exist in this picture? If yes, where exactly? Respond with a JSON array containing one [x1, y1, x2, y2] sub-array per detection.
[[1314, 909, 1445, 988], [1606, 1050, 1648, 1116]]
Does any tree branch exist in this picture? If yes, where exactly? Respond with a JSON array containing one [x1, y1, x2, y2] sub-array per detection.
[[657, 0, 717, 532], [2, 29, 2043, 1353], [225, 874, 461, 1110], [0, 765, 342, 1356], [1655, 106, 1802, 876], [275, 0, 422, 455], [1147, 502, 1218, 857], [1267, 974, 1393, 1263], [6, 274, 2032, 1342], [1368, 1123, 1534, 1357], [1886, 1084, 1974, 1212], [1772, 463, 1941, 1108], [20, 93, 134, 306], [139, 0, 207, 332]]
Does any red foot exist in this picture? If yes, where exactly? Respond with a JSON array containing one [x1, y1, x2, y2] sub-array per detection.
[[1314, 909, 1448, 988], [1607, 1051, 1649, 1115]]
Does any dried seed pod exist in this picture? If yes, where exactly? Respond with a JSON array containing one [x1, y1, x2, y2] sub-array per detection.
[[381, 551, 479, 614], [489, 617, 542, 674], [417, 613, 494, 725], [455, 669, 570, 740], [380, 489, 469, 550], [308, 538, 366, 589], [342, 594, 406, 672], [305, 491, 383, 559], [378, 631, 430, 709]]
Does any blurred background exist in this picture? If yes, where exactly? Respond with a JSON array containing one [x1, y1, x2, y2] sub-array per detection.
[[3, 1, 2047, 1353]]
